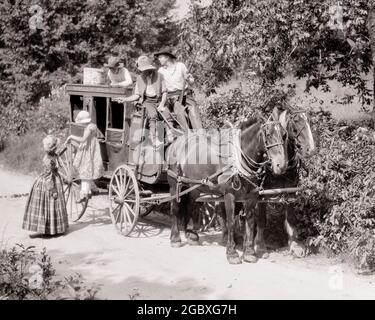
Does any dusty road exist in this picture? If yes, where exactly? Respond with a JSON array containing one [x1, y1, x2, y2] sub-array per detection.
[[1, 167, 375, 300]]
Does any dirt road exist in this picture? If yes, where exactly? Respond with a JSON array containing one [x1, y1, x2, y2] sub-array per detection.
[[1, 167, 374, 300]]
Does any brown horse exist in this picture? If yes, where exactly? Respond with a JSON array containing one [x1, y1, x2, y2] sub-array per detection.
[[166, 117, 288, 264], [256, 107, 316, 257]]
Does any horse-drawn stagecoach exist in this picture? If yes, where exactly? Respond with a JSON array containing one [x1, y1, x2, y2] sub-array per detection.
[[57, 83, 314, 263]]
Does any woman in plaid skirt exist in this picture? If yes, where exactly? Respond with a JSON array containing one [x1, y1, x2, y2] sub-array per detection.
[[22, 135, 68, 238]]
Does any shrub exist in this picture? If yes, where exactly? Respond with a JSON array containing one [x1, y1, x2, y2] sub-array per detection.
[[199, 83, 294, 128], [295, 110, 375, 272], [0, 244, 99, 300], [0, 87, 69, 174], [0, 130, 45, 174], [29, 87, 70, 136]]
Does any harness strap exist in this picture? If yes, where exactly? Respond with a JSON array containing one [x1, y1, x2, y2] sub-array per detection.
[[167, 164, 232, 188]]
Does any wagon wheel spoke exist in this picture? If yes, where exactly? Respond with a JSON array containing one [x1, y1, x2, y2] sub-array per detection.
[[123, 177, 131, 196], [124, 202, 136, 222], [114, 174, 121, 194], [124, 186, 134, 199], [113, 205, 122, 224], [111, 184, 121, 199]]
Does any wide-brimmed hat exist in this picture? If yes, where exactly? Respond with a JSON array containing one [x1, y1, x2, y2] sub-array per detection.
[[104, 56, 124, 68], [154, 48, 177, 59], [136, 55, 156, 72], [43, 135, 59, 152], [75, 110, 91, 124]]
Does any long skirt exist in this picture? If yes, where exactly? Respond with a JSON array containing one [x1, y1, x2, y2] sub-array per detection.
[[22, 173, 68, 235]]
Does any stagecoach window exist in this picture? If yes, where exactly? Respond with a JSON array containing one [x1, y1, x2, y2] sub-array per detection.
[[109, 100, 124, 130], [70, 95, 83, 122]]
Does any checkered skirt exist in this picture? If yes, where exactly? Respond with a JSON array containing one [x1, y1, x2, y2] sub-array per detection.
[[22, 172, 68, 235]]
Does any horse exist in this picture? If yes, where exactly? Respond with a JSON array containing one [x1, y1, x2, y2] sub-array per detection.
[[255, 107, 316, 257], [166, 117, 288, 264]]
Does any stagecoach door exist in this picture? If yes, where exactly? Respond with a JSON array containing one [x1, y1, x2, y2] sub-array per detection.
[[105, 99, 133, 172]]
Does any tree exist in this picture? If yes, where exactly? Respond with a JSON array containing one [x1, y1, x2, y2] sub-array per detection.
[[180, 0, 375, 118], [0, 0, 177, 135]]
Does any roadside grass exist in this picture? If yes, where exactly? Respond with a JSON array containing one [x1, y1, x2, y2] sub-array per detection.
[[0, 130, 45, 176]]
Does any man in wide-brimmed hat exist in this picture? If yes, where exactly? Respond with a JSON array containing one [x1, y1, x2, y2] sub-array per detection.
[[105, 56, 133, 87], [121, 55, 174, 147], [154, 48, 203, 130]]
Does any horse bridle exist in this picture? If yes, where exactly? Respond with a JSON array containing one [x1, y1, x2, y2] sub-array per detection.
[[288, 111, 309, 141], [261, 120, 288, 152], [237, 120, 286, 175]]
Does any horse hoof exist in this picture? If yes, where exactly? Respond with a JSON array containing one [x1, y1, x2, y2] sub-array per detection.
[[171, 241, 182, 248], [289, 241, 306, 258], [227, 255, 242, 265], [261, 252, 269, 259], [187, 238, 200, 246], [243, 254, 257, 263], [255, 245, 268, 259]]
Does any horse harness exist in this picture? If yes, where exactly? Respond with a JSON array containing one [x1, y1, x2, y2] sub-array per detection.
[[167, 122, 284, 202]]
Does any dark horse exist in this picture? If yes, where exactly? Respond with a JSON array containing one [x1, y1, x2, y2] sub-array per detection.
[[166, 117, 288, 264], [255, 107, 316, 257]]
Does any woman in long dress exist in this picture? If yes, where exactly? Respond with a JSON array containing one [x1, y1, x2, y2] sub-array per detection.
[[65, 110, 104, 202], [23, 135, 68, 238]]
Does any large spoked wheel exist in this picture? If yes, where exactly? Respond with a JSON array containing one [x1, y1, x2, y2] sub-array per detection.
[[57, 145, 89, 222], [109, 165, 140, 236]]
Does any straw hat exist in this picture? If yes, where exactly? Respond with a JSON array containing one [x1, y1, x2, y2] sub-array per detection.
[[75, 110, 91, 124], [43, 135, 58, 152], [104, 56, 124, 68], [136, 55, 156, 72], [154, 47, 177, 60]]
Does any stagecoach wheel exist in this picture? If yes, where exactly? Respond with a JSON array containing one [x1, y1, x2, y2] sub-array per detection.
[[64, 180, 89, 222], [57, 145, 89, 222], [109, 165, 140, 236]]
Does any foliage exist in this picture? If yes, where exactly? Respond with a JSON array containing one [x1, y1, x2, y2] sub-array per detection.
[[180, 0, 373, 108], [0, 244, 99, 300], [0, 0, 178, 136], [0, 130, 45, 174], [294, 110, 375, 272], [0, 86, 69, 174], [30, 86, 70, 135], [199, 82, 295, 128]]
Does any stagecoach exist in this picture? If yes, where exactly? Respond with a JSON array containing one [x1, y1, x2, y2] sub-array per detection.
[[57, 83, 303, 238]]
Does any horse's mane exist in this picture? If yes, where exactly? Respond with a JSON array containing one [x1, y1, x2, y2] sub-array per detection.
[[239, 117, 258, 130]]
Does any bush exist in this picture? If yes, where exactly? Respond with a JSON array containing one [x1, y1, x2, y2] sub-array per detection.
[[29, 87, 70, 136], [0, 130, 45, 174], [0, 87, 69, 174], [199, 83, 294, 128], [295, 110, 375, 272], [0, 244, 99, 300]]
